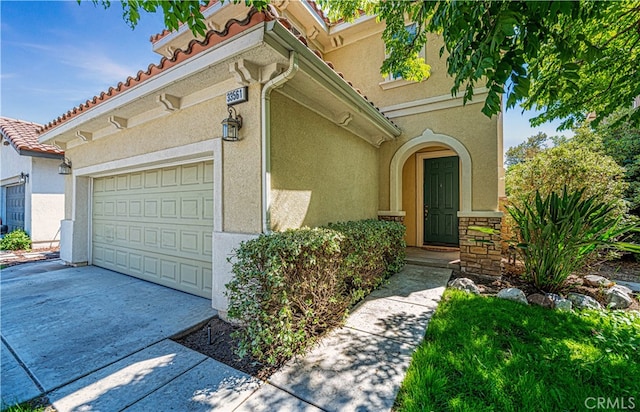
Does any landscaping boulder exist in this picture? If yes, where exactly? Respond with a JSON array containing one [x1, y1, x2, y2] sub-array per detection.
[[567, 293, 602, 310], [527, 293, 553, 308], [545, 293, 573, 311], [448, 278, 480, 294], [497, 288, 528, 305], [583, 274, 614, 288], [605, 285, 634, 309]]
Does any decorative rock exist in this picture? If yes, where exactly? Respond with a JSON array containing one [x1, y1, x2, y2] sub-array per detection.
[[605, 285, 633, 309], [583, 275, 614, 288], [611, 284, 633, 295], [567, 293, 603, 310], [546, 293, 573, 311], [448, 278, 480, 294], [497, 288, 528, 305], [527, 293, 553, 308]]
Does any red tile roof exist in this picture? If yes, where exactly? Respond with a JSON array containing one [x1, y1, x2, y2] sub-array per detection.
[[149, 0, 330, 44], [0, 117, 64, 156], [150, 0, 219, 44], [39, 8, 270, 134], [39, 6, 396, 134], [305, 0, 331, 24]]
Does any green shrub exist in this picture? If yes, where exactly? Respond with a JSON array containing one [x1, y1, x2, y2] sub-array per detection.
[[225, 219, 406, 365], [508, 187, 639, 293], [0, 229, 31, 251], [327, 219, 406, 303], [506, 128, 629, 228]]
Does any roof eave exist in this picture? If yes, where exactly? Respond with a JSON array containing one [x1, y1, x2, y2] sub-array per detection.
[[264, 20, 401, 141], [17, 148, 65, 159], [38, 22, 269, 145]]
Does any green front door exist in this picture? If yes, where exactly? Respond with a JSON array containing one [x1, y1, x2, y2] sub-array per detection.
[[423, 156, 459, 246]]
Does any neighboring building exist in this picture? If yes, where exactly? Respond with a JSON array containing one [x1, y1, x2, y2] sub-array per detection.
[[38, 3, 504, 314], [1, 117, 65, 249]]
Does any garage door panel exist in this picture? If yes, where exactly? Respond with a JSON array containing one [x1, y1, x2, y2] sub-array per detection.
[[93, 161, 213, 298]]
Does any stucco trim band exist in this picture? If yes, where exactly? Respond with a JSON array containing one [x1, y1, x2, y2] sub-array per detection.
[[381, 88, 488, 119], [390, 128, 472, 213]]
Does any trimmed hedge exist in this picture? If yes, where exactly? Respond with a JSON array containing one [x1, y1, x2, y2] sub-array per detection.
[[225, 219, 406, 365]]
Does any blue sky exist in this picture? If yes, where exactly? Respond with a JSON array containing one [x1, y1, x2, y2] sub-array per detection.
[[0, 1, 571, 151]]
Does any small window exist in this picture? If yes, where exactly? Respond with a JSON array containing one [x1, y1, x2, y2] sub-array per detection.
[[380, 23, 427, 88], [387, 23, 419, 81]]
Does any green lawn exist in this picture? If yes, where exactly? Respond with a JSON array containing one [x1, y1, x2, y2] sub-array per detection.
[[395, 289, 640, 412], [1, 403, 44, 412]]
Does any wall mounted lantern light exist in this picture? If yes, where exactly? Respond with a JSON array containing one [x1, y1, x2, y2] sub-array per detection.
[[221, 105, 242, 141], [19, 172, 29, 184], [58, 158, 72, 175]]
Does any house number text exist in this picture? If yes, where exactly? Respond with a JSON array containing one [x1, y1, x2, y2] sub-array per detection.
[[226, 87, 248, 105]]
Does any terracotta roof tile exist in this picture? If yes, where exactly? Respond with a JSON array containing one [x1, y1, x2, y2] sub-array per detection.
[[149, 0, 330, 44], [150, 0, 219, 44], [307, 0, 331, 24], [40, 6, 397, 134], [0, 117, 64, 156], [39, 8, 270, 134]]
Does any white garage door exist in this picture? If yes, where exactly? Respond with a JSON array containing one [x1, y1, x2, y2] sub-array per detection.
[[92, 161, 214, 298]]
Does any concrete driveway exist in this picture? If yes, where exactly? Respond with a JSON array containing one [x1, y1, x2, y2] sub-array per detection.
[[1, 261, 217, 409]]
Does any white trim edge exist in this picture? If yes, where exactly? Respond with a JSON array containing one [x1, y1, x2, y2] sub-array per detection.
[[381, 88, 488, 119], [389, 128, 472, 213]]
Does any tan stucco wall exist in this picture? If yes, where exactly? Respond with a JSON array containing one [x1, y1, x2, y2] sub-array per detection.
[[380, 105, 499, 212], [221, 83, 262, 233], [324, 32, 452, 106], [269, 91, 378, 230], [324, 27, 500, 214], [64, 82, 264, 234]]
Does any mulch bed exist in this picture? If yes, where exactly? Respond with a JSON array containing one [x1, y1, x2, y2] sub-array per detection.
[[173, 317, 278, 380]]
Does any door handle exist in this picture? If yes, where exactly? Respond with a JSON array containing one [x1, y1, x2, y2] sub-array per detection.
[[424, 205, 429, 216]]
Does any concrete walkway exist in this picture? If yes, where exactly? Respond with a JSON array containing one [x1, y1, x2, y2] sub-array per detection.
[[1, 262, 449, 411], [265, 264, 451, 411]]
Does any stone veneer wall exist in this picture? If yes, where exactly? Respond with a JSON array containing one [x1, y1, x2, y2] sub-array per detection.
[[459, 216, 502, 277], [498, 196, 512, 254], [377, 215, 405, 223]]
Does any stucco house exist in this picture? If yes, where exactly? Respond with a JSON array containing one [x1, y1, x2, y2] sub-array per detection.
[[1, 117, 66, 249], [38, 2, 504, 314]]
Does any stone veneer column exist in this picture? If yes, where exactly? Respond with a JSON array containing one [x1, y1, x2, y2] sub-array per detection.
[[458, 215, 502, 277], [377, 211, 405, 223]]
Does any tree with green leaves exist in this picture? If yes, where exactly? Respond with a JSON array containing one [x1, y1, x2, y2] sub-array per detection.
[[85, 0, 270, 37], [87, 0, 640, 129], [597, 110, 640, 215], [506, 126, 629, 219], [504, 132, 549, 167]]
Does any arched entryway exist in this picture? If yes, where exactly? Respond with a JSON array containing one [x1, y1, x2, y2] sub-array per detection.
[[389, 128, 472, 247]]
